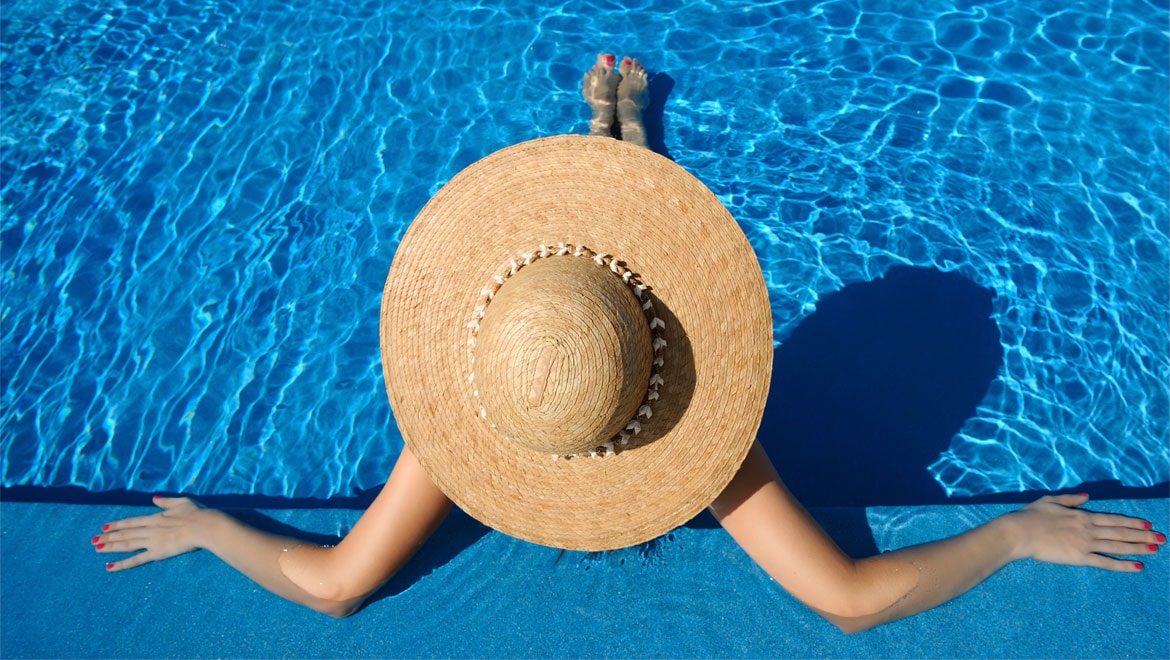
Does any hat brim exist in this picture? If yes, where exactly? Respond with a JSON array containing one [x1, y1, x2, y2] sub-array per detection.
[[380, 135, 772, 550]]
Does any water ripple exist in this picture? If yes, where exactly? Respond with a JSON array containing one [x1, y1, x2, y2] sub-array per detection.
[[1, 0, 1166, 499]]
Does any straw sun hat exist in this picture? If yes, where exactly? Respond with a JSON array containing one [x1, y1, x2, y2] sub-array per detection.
[[380, 135, 772, 551]]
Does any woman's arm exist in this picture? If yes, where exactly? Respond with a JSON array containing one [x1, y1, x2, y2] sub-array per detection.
[[710, 442, 1162, 633], [95, 446, 452, 618], [276, 445, 452, 602]]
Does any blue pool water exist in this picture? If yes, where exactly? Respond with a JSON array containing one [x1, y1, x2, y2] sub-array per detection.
[[2, 0, 1167, 501]]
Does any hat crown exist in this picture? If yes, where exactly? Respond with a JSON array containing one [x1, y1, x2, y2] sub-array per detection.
[[475, 256, 652, 455]]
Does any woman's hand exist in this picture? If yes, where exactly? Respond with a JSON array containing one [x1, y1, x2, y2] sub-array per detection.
[[92, 496, 218, 572], [1002, 493, 1164, 571]]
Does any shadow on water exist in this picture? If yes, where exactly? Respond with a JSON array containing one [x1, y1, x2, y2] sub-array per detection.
[[762, 265, 1005, 509], [642, 72, 674, 160]]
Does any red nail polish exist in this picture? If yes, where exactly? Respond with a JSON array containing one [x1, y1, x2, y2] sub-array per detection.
[[1133, 562, 1144, 571], [102, 524, 110, 532], [1144, 521, 1153, 530], [91, 536, 100, 544], [96, 543, 105, 550], [605, 55, 615, 67], [1156, 533, 1166, 543], [1078, 492, 1088, 497], [105, 563, 115, 571]]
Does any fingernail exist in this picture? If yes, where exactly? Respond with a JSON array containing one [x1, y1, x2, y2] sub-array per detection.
[[1156, 533, 1166, 543], [1144, 521, 1153, 530], [96, 543, 105, 550], [105, 563, 115, 571], [1133, 562, 1144, 571], [1078, 492, 1089, 498], [91, 536, 100, 544], [101, 524, 110, 532]]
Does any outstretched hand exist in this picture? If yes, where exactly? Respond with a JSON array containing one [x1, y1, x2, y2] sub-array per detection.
[[92, 496, 215, 572], [1004, 494, 1163, 571]]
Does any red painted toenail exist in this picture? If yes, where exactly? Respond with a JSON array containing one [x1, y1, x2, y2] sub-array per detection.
[[606, 55, 615, 66]]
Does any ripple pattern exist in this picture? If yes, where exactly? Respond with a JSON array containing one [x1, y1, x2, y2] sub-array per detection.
[[1, 0, 1166, 498]]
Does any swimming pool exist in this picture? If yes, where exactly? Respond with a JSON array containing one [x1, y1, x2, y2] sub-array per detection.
[[2, 0, 1167, 502]]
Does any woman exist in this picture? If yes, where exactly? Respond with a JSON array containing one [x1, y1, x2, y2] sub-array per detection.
[[92, 54, 1162, 633]]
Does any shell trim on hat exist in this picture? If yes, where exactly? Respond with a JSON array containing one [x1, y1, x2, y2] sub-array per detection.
[[465, 243, 666, 459]]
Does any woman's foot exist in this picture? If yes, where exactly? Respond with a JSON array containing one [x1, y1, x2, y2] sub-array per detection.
[[616, 56, 649, 148], [583, 53, 621, 137]]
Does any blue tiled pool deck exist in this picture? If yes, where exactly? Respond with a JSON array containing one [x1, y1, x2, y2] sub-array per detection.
[[2, 497, 1167, 658]]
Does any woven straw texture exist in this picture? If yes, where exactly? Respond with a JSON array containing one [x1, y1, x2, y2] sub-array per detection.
[[473, 255, 655, 456], [380, 135, 772, 550]]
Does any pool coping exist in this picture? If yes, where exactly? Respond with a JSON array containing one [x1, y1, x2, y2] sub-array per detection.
[[2, 496, 1167, 659]]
